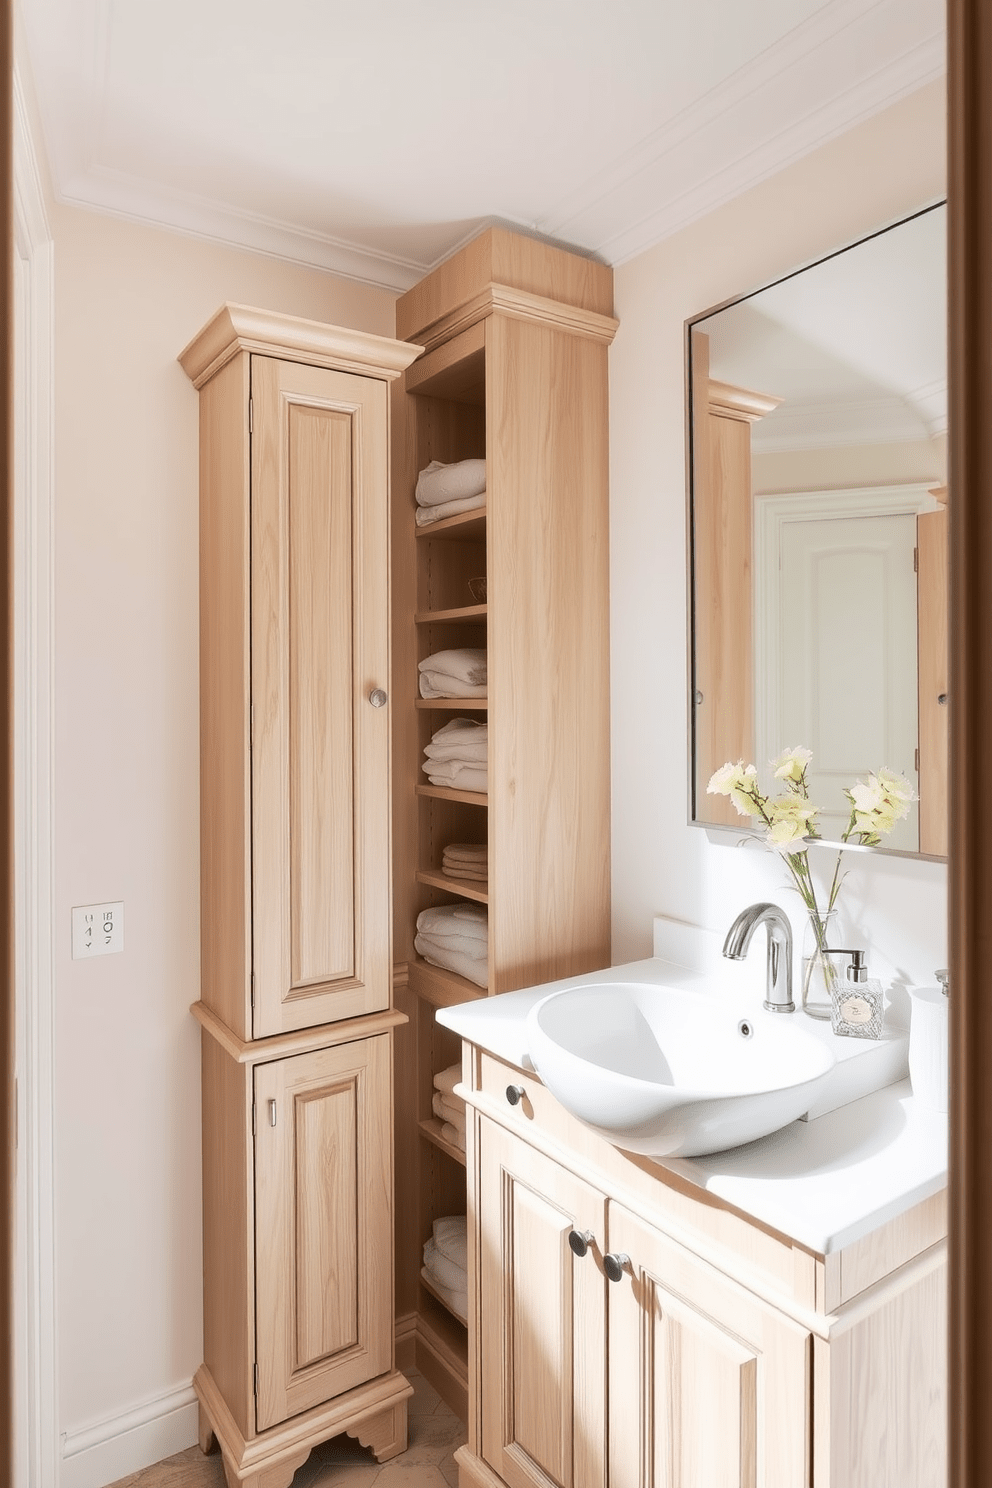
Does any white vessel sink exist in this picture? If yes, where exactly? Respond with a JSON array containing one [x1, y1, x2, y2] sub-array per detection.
[[525, 982, 837, 1158]]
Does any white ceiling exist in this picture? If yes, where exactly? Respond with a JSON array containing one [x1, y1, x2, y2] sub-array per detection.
[[20, 0, 944, 290]]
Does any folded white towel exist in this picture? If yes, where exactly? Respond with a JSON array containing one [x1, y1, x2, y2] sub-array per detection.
[[427, 720, 488, 751], [417, 904, 487, 940], [433, 1062, 461, 1097], [425, 761, 488, 792], [414, 937, 488, 988], [432, 1091, 465, 1125], [415, 490, 486, 526], [416, 928, 486, 961], [420, 1266, 468, 1324], [433, 1216, 468, 1271], [423, 1237, 467, 1292], [418, 649, 487, 700], [425, 738, 488, 764], [440, 1120, 466, 1152], [416, 458, 486, 508]]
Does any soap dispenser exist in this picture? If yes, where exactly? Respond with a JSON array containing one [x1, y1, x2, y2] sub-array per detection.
[[830, 950, 884, 1039]]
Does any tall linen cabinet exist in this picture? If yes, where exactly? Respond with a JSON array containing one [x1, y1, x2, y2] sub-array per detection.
[[390, 231, 617, 1412], [180, 307, 421, 1488]]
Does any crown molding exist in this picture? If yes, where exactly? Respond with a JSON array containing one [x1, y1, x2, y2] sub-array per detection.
[[541, 0, 945, 266]]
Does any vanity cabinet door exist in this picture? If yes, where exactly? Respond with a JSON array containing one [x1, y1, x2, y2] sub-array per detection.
[[479, 1117, 608, 1488], [607, 1202, 810, 1488], [253, 1035, 392, 1431]]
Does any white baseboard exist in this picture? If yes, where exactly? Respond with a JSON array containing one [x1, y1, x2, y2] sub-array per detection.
[[60, 1382, 198, 1488]]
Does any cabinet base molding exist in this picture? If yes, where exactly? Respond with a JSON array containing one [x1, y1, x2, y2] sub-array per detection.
[[394, 1309, 469, 1422], [193, 1363, 413, 1487], [452, 1445, 506, 1488]]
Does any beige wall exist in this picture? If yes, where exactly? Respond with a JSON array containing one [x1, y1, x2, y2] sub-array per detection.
[[609, 79, 948, 988], [51, 203, 397, 1473]]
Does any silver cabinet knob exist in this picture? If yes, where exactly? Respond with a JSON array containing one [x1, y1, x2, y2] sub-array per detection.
[[505, 1084, 526, 1107], [568, 1229, 595, 1258], [604, 1252, 630, 1283], [368, 688, 388, 708]]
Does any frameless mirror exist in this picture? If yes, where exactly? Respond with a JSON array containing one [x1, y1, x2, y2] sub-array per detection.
[[688, 202, 947, 858]]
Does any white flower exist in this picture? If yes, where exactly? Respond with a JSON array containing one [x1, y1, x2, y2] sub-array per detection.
[[707, 760, 762, 817], [765, 795, 818, 854], [772, 746, 813, 785], [847, 768, 917, 841]]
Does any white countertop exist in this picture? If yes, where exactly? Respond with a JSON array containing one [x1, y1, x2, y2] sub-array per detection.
[[436, 957, 948, 1255]]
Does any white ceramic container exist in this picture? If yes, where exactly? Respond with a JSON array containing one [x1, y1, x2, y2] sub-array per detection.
[[908, 983, 949, 1112]]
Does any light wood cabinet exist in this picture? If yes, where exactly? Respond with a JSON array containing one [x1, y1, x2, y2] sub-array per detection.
[[180, 308, 421, 1488], [390, 229, 618, 1413], [455, 1047, 946, 1488]]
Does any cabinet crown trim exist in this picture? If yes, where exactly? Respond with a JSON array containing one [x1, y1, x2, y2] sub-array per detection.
[[410, 283, 620, 356], [178, 303, 423, 389]]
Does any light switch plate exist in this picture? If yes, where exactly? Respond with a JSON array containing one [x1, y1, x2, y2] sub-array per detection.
[[72, 901, 124, 959]]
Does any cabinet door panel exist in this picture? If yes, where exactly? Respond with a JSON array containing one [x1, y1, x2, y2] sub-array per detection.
[[254, 1037, 392, 1430], [251, 356, 390, 1036], [479, 1118, 607, 1488], [608, 1203, 809, 1488]]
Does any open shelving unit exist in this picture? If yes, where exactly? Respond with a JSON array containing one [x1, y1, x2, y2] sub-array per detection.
[[390, 228, 617, 1418]]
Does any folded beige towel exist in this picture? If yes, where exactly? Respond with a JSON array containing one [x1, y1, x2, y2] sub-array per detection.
[[418, 648, 487, 699], [442, 842, 487, 862], [442, 863, 488, 882], [440, 1120, 466, 1152], [423, 1237, 467, 1292], [415, 490, 486, 525], [416, 458, 486, 507], [432, 1091, 465, 1125], [433, 1063, 461, 1097]]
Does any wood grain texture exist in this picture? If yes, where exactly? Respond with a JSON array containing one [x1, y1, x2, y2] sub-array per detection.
[[200, 1035, 256, 1438], [251, 358, 390, 1036], [948, 7, 992, 1483], [917, 505, 949, 857], [198, 353, 253, 1037], [191, 998, 406, 1066], [178, 302, 421, 388], [608, 1202, 809, 1488], [692, 356, 758, 829], [478, 1118, 607, 1488], [487, 313, 611, 992], [395, 228, 614, 345], [253, 1037, 393, 1431]]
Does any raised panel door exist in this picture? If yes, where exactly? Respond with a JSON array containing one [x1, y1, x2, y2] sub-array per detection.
[[251, 356, 390, 1036], [607, 1203, 810, 1488], [479, 1117, 607, 1488], [253, 1036, 392, 1430]]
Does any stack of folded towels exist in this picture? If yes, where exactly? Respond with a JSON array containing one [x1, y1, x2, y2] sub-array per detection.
[[415, 903, 488, 988], [422, 717, 487, 793], [415, 458, 486, 527], [418, 648, 487, 700], [442, 842, 487, 882], [422, 1215, 468, 1323], [432, 1061, 466, 1151]]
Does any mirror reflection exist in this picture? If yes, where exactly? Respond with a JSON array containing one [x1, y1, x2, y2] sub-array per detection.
[[689, 202, 947, 858]]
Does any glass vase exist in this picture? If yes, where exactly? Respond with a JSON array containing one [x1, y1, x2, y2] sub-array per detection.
[[801, 909, 842, 1021]]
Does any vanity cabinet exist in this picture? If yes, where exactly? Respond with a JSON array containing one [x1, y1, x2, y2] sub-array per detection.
[[458, 1048, 946, 1488], [180, 308, 421, 1488], [476, 1115, 809, 1488]]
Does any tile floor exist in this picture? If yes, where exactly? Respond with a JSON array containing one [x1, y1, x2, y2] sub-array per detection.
[[105, 1371, 465, 1488]]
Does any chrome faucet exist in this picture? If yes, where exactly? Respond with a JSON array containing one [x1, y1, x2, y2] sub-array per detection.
[[723, 903, 795, 1013]]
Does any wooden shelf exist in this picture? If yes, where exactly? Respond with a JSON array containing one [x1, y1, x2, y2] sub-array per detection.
[[408, 955, 487, 1006], [420, 1270, 468, 1327], [419, 1117, 467, 1167], [416, 868, 488, 905], [415, 603, 487, 624], [415, 697, 487, 711], [416, 783, 487, 807], [415, 508, 486, 542]]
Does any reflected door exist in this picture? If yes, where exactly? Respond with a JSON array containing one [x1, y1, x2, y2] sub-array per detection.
[[756, 500, 920, 849]]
